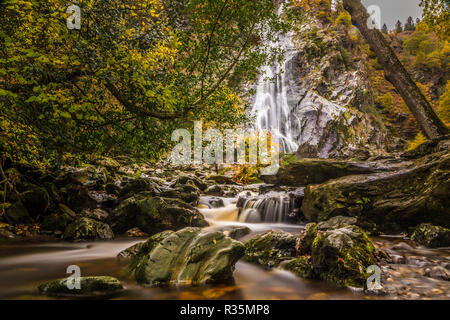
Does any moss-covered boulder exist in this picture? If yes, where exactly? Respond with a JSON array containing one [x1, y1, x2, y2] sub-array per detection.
[[159, 184, 200, 206], [301, 151, 450, 233], [118, 178, 160, 199], [244, 230, 297, 268], [20, 183, 50, 217], [263, 159, 383, 186], [128, 228, 244, 285], [295, 223, 318, 255], [411, 223, 450, 248], [281, 256, 314, 279], [63, 217, 114, 241], [41, 204, 76, 232], [171, 174, 207, 191], [0, 228, 16, 242], [206, 174, 236, 185], [109, 193, 207, 235], [80, 208, 109, 222], [38, 276, 123, 298], [117, 241, 145, 261], [5, 202, 32, 224], [311, 225, 377, 288]]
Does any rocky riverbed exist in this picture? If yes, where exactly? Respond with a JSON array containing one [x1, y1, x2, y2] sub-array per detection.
[[0, 137, 449, 299]]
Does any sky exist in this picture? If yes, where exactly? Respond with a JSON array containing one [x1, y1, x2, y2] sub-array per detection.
[[361, 0, 424, 30]]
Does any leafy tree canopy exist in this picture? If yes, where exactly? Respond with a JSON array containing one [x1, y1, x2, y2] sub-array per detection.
[[0, 0, 285, 164]]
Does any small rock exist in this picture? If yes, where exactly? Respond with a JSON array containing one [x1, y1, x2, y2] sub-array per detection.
[[38, 276, 124, 297], [424, 266, 450, 281], [63, 217, 114, 241], [125, 227, 148, 238]]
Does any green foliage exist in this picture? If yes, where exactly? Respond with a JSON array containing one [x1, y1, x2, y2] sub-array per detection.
[[0, 0, 284, 164], [406, 132, 428, 151], [438, 81, 450, 125], [395, 20, 403, 33], [380, 92, 394, 110], [335, 11, 352, 27]]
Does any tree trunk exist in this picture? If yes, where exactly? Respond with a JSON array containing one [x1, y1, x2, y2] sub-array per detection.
[[342, 0, 448, 139]]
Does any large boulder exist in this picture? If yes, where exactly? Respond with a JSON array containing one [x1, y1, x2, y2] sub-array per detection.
[[38, 276, 123, 297], [171, 174, 207, 191], [41, 204, 76, 232], [63, 217, 114, 241], [118, 178, 161, 199], [109, 193, 207, 235], [159, 184, 200, 206], [287, 217, 380, 288], [20, 183, 50, 217], [128, 228, 245, 285], [310, 224, 377, 288], [5, 202, 32, 224], [261, 158, 389, 186], [411, 223, 450, 248], [244, 230, 297, 268], [301, 151, 450, 233]]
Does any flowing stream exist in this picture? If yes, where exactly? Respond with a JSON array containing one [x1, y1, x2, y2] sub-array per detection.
[[0, 195, 448, 299]]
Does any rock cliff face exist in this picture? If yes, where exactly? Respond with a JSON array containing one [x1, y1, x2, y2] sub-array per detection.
[[280, 14, 388, 158]]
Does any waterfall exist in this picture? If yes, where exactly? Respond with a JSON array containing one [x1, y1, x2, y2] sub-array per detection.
[[251, 3, 299, 154], [237, 190, 303, 223]]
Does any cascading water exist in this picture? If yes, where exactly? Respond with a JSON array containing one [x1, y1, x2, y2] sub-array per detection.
[[237, 190, 303, 223], [251, 3, 299, 153]]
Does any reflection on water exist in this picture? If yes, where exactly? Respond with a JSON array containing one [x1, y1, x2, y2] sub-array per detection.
[[2, 195, 447, 300], [0, 239, 363, 300]]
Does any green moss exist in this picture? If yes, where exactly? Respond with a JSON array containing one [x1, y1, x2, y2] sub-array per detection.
[[244, 230, 297, 268], [38, 276, 123, 297]]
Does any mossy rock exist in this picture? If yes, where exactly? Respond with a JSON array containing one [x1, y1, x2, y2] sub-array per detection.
[[301, 151, 450, 233], [205, 174, 236, 185], [128, 228, 244, 285], [296, 223, 318, 255], [411, 223, 450, 248], [281, 256, 314, 279], [41, 205, 76, 232], [20, 183, 50, 217], [311, 225, 377, 288], [109, 194, 207, 235], [244, 230, 297, 268], [5, 202, 32, 225], [159, 184, 200, 206], [172, 175, 207, 191], [0, 228, 16, 242], [119, 178, 160, 199], [63, 217, 114, 241], [117, 241, 145, 262], [262, 159, 381, 186], [38, 276, 123, 298]]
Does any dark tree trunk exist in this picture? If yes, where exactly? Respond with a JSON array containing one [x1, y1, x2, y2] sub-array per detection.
[[343, 0, 448, 139]]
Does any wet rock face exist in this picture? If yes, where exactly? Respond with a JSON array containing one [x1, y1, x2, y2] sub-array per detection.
[[244, 230, 297, 268], [264, 158, 384, 186], [108, 194, 207, 235], [411, 224, 450, 248], [310, 225, 377, 288], [38, 276, 123, 297], [63, 217, 114, 241], [282, 15, 388, 159], [291, 217, 379, 288], [301, 147, 450, 233], [128, 228, 245, 285]]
